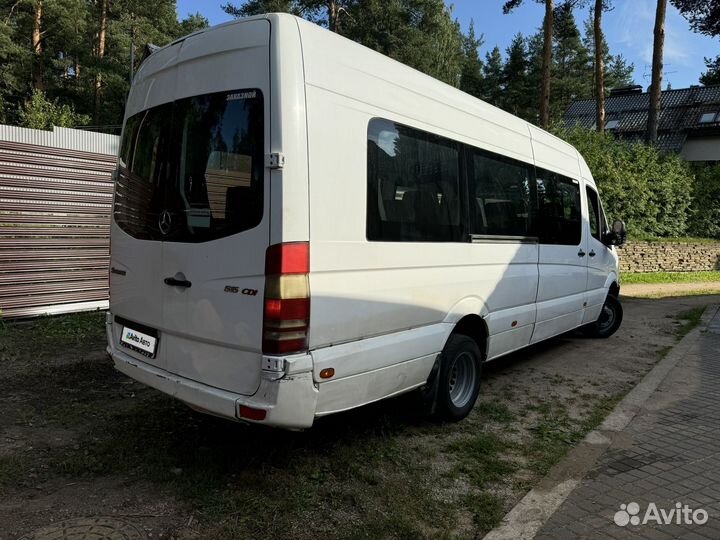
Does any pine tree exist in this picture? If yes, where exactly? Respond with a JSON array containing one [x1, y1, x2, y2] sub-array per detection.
[[700, 57, 720, 85], [581, 16, 634, 94], [503, 0, 555, 128], [459, 20, 484, 97], [647, 0, 667, 144], [551, 2, 592, 121], [223, 1, 350, 32], [481, 46, 504, 107], [671, 0, 720, 85], [342, 0, 465, 87], [502, 33, 531, 119]]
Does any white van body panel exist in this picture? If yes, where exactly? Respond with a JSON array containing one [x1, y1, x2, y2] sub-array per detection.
[[111, 19, 276, 397], [107, 14, 621, 429]]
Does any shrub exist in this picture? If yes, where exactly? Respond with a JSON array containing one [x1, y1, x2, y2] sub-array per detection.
[[552, 125, 694, 238], [18, 90, 90, 130], [688, 163, 720, 239]]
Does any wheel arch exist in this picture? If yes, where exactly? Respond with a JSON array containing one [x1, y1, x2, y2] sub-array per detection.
[[604, 271, 620, 297], [442, 296, 490, 360], [448, 314, 489, 361]]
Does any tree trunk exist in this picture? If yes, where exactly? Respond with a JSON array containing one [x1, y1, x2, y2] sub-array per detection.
[[647, 0, 667, 144], [594, 0, 605, 133], [94, 0, 109, 123], [31, 0, 43, 92], [540, 0, 553, 128], [327, 0, 338, 32]]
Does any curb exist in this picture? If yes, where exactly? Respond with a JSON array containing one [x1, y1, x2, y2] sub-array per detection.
[[483, 304, 720, 540]]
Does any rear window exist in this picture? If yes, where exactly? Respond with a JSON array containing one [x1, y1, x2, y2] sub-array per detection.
[[114, 89, 264, 242]]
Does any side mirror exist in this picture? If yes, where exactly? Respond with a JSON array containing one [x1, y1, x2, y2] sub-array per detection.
[[603, 220, 627, 247]]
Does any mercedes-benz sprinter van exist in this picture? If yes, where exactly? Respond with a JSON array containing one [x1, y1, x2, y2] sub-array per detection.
[[106, 13, 626, 429]]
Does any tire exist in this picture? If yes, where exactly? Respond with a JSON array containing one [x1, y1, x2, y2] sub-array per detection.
[[435, 334, 482, 422], [584, 294, 623, 339]]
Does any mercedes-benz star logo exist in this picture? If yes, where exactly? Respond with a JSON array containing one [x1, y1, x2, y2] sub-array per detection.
[[158, 210, 172, 236]]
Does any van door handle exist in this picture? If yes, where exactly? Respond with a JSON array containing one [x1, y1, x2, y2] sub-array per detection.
[[577, 249, 586, 257], [164, 277, 192, 288], [588, 250, 596, 257]]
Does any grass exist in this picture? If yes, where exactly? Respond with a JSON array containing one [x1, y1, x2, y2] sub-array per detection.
[[447, 432, 516, 487], [627, 235, 720, 244], [630, 289, 720, 299], [0, 311, 106, 362], [46, 386, 462, 540], [621, 271, 720, 285], [0, 309, 662, 540], [523, 395, 622, 475], [463, 492, 506, 533], [476, 401, 515, 424], [0, 456, 28, 494], [675, 307, 705, 340]]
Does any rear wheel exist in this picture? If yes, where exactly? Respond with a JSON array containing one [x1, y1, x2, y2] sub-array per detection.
[[435, 334, 482, 421], [584, 294, 623, 338]]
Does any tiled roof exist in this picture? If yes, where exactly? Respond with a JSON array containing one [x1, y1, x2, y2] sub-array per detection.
[[564, 85, 720, 152]]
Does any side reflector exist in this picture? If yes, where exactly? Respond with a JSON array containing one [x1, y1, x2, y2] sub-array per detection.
[[238, 405, 267, 421], [319, 368, 335, 379]]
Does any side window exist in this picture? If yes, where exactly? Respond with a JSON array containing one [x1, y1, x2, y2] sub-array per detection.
[[367, 119, 462, 242], [468, 149, 533, 237], [536, 169, 581, 245], [586, 186, 601, 241]]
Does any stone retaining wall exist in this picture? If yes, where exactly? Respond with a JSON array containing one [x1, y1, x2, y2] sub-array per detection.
[[619, 241, 720, 273]]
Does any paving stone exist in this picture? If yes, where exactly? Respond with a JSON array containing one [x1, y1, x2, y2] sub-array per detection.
[[533, 311, 720, 540]]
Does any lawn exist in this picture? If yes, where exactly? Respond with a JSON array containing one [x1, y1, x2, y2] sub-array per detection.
[[621, 271, 720, 285], [0, 298, 709, 539]]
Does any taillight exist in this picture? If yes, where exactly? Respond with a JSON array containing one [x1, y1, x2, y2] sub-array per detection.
[[262, 242, 310, 355]]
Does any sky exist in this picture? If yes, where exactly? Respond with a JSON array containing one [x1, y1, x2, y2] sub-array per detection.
[[176, 0, 719, 89]]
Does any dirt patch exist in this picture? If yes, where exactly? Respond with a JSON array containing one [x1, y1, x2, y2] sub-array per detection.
[[622, 281, 720, 297], [0, 295, 716, 540]]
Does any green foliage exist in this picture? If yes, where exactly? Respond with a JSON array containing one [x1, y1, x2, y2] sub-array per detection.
[[581, 16, 634, 93], [18, 90, 90, 129], [688, 164, 720, 238], [671, 0, 720, 85], [502, 33, 531, 117], [700, 56, 720, 85], [481, 46, 504, 106], [621, 271, 720, 285], [0, 0, 639, 130], [225, 0, 466, 87], [553, 125, 694, 237], [0, 0, 208, 129], [459, 20, 484, 97], [551, 2, 592, 120]]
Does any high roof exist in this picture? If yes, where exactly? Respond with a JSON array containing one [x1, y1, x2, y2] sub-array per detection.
[[564, 84, 720, 152]]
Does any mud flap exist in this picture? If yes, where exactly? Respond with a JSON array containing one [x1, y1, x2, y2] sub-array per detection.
[[418, 354, 442, 415]]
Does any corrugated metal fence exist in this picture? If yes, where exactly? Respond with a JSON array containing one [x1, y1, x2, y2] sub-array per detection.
[[0, 125, 119, 318]]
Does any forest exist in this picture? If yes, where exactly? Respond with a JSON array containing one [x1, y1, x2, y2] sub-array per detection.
[[1, 0, 719, 238], [0, 0, 638, 131]]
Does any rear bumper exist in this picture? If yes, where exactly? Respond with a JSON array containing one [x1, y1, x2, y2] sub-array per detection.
[[107, 345, 319, 430]]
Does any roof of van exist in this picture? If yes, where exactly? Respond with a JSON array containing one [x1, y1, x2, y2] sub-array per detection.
[[147, 13, 586, 180]]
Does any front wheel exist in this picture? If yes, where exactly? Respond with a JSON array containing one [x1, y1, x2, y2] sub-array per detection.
[[435, 334, 482, 421], [584, 294, 623, 338]]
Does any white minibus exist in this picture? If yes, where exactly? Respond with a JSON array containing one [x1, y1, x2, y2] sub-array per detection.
[[106, 13, 626, 429]]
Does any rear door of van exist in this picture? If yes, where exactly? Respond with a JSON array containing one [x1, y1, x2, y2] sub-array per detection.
[[111, 20, 271, 396]]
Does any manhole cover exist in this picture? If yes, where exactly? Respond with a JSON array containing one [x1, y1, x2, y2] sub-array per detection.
[[17, 517, 146, 540]]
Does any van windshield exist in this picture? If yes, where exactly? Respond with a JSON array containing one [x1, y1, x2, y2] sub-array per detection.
[[114, 89, 264, 243]]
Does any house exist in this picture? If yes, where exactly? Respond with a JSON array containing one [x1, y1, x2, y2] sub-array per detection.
[[564, 84, 720, 162]]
